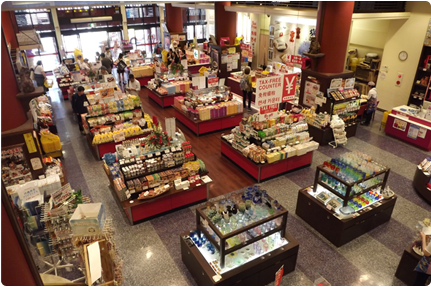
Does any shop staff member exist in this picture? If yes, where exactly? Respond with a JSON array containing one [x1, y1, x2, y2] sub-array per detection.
[[126, 74, 141, 97], [72, 86, 89, 133], [361, 81, 377, 126], [81, 58, 91, 72], [100, 53, 112, 74], [34, 60, 47, 92], [97, 66, 110, 80]]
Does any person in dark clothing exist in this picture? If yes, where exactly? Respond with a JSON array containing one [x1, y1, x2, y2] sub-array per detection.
[[71, 86, 89, 133], [100, 53, 112, 74]]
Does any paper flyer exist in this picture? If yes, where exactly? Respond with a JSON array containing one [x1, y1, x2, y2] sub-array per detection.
[[393, 118, 407, 132], [407, 124, 419, 140]]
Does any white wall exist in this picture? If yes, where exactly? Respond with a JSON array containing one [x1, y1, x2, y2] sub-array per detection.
[[377, 1, 431, 110]]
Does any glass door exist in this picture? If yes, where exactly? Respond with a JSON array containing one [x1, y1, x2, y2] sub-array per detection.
[[79, 31, 108, 61], [62, 34, 81, 60], [26, 36, 60, 72], [108, 31, 122, 59]]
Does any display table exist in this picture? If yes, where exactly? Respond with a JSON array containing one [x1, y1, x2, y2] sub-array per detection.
[[187, 63, 210, 74], [173, 106, 243, 136], [295, 188, 397, 247], [87, 133, 148, 160], [221, 140, 313, 182], [385, 106, 431, 151], [136, 75, 154, 87], [413, 166, 431, 204], [181, 231, 298, 286], [227, 77, 256, 103], [144, 86, 185, 108], [104, 165, 209, 225], [395, 245, 425, 285]]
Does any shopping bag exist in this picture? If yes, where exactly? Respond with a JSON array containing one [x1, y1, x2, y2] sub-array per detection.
[[414, 255, 431, 274]]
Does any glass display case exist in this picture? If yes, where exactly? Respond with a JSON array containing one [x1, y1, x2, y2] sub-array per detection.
[[309, 151, 391, 217], [192, 187, 289, 270]]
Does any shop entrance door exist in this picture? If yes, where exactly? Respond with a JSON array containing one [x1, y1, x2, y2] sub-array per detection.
[[79, 31, 108, 61]]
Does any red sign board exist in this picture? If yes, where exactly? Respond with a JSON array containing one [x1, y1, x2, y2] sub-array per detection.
[[275, 265, 284, 286], [260, 104, 278, 115], [283, 54, 303, 65], [282, 73, 297, 102], [208, 77, 219, 87]]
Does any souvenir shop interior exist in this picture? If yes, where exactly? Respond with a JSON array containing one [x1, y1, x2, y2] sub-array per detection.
[[1, 1, 431, 286]]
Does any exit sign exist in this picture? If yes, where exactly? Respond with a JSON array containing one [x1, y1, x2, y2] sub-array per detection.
[[89, 23, 95, 28]]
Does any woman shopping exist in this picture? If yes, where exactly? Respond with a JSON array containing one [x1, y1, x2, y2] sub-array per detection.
[[116, 53, 127, 85], [240, 67, 253, 111], [34, 60, 47, 92]]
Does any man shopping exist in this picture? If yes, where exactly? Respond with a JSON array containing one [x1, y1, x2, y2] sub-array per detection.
[[72, 86, 89, 134]]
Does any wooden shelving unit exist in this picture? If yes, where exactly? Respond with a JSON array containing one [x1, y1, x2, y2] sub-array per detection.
[[408, 45, 431, 106]]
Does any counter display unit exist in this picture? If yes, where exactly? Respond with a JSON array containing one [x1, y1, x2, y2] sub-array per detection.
[[185, 50, 211, 74], [173, 86, 244, 136], [221, 112, 318, 182], [296, 152, 397, 247], [130, 65, 154, 86], [181, 186, 299, 285], [103, 130, 210, 224], [145, 72, 192, 108], [413, 158, 431, 203], [385, 105, 431, 151]]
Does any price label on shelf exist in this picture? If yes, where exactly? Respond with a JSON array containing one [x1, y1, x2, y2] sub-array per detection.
[[325, 204, 332, 211], [373, 202, 382, 208], [183, 187, 189, 190], [352, 213, 360, 218]]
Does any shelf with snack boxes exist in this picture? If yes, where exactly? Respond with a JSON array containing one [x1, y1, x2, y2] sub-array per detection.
[[103, 126, 210, 224], [130, 64, 155, 86], [221, 111, 319, 182], [145, 73, 193, 108], [172, 86, 245, 136]]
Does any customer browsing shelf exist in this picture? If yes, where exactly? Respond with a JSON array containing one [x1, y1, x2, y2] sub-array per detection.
[[361, 81, 377, 126], [71, 86, 89, 134], [125, 74, 141, 97]]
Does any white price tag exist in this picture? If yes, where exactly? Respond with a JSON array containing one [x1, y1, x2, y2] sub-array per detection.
[[183, 187, 189, 190], [196, 183, 201, 186]]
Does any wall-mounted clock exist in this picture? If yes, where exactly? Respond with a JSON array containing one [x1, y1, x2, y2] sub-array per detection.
[[399, 51, 408, 61]]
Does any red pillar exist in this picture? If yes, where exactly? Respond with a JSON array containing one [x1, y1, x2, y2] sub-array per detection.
[[316, 1, 354, 74], [165, 4, 183, 33], [1, 29, 27, 132], [2, 202, 37, 286], [215, 1, 237, 45], [1, 11, 18, 48]]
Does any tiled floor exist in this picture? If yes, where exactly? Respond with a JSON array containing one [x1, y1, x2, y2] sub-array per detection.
[[48, 78, 431, 286]]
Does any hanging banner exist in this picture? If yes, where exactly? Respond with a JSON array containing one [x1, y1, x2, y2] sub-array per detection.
[[282, 73, 297, 102], [250, 20, 258, 54], [255, 75, 283, 107]]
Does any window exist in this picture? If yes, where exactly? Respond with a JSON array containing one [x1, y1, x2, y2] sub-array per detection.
[[183, 8, 208, 41], [237, 12, 251, 42], [16, 14, 32, 26], [126, 7, 142, 19]]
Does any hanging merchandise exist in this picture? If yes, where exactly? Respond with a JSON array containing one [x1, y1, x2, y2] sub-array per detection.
[[329, 115, 347, 148]]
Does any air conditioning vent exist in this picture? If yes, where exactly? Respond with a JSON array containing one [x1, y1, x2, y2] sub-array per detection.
[[354, 1, 406, 13]]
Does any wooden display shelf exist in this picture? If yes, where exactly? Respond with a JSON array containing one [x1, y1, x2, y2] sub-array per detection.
[[295, 188, 397, 247], [181, 231, 299, 286], [144, 86, 185, 108], [413, 166, 431, 204], [187, 63, 210, 74], [220, 140, 313, 183], [173, 106, 243, 136], [105, 168, 209, 225], [307, 124, 357, 146], [86, 133, 148, 160], [136, 75, 154, 87], [395, 245, 425, 285]]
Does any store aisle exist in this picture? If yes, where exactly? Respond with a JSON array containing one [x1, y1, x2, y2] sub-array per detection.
[[48, 82, 430, 285]]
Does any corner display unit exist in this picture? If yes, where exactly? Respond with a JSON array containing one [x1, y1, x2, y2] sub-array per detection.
[[296, 152, 397, 247], [413, 157, 431, 204], [408, 19, 431, 106], [181, 186, 299, 285]]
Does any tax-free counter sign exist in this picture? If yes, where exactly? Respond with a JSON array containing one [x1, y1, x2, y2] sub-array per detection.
[[255, 73, 297, 120]]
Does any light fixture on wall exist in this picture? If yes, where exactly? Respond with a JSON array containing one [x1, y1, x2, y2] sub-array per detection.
[[70, 16, 112, 23]]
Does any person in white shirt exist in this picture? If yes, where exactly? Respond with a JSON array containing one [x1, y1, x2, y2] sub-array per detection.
[[361, 81, 377, 126], [125, 74, 141, 97], [81, 58, 91, 71], [33, 60, 47, 92]]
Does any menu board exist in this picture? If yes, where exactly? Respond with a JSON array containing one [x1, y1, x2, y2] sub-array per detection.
[[1, 145, 32, 187]]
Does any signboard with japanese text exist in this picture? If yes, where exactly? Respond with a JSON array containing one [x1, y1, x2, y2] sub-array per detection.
[[260, 104, 279, 115], [208, 77, 219, 88], [283, 54, 303, 65], [250, 20, 257, 54], [282, 73, 297, 102]]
